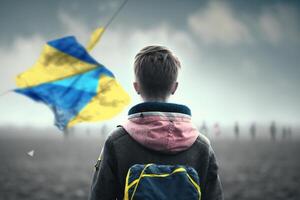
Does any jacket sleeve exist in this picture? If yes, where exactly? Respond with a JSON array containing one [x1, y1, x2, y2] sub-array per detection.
[[202, 146, 224, 200], [89, 137, 118, 200]]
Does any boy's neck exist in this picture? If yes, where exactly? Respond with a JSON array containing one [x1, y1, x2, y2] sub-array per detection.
[[143, 97, 168, 102]]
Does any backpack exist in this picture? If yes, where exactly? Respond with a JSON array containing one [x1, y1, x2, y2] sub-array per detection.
[[124, 163, 201, 200]]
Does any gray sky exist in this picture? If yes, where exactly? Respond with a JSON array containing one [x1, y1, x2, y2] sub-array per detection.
[[0, 0, 299, 128]]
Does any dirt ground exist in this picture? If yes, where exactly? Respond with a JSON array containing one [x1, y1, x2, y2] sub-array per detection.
[[0, 130, 299, 200]]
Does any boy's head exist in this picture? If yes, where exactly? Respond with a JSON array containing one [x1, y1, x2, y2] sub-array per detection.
[[133, 46, 181, 101]]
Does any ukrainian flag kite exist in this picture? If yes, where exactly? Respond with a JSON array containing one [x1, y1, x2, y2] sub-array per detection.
[[14, 26, 130, 130], [15, 34, 130, 130]]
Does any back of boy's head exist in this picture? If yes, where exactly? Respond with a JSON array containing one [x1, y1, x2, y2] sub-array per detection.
[[134, 46, 181, 100]]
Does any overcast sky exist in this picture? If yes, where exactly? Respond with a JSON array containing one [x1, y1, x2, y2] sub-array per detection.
[[0, 0, 299, 129]]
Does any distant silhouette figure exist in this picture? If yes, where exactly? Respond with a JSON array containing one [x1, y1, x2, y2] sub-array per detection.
[[282, 126, 287, 140], [100, 124, 108, 138], [63, 128, 70, 138], [250, 123, 256, 140], [214, 123, 221, 137], [234, 122, 239, 139], [63, 127, 74, 138], [200, 121, 208, 136], [86, 128, 91, 136], [270, 121, 276, 141], [287, 126, 292, 139]]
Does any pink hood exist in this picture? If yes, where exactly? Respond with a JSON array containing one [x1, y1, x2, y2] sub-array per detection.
[[123, 112, 199, 153]]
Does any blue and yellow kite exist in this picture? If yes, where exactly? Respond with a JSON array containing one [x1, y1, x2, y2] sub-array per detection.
[[14, 26, 130, 130]]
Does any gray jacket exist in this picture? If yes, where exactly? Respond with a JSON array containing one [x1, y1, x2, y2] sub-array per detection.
[[89, 102, 223, 200]]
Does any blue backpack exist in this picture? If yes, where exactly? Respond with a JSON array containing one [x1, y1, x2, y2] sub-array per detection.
[[124, 163, 201, 200]]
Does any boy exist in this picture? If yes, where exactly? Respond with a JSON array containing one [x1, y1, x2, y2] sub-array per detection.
[[89, 46, 223, 200]]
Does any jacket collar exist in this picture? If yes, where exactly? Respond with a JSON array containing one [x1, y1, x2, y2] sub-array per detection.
[[123, 102, 198, 153], [128, 102, 191, 116]]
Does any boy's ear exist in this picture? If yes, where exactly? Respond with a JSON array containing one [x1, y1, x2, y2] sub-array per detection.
[[133, 82, 140, 94], [171, 82, 178, 95]]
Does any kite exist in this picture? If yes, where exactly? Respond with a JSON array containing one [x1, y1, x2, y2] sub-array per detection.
[[14, 0, 130, 130]]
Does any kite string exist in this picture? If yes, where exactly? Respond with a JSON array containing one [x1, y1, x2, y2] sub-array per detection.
[[104, 0, 129, 29], [86, 0, 129, 51]]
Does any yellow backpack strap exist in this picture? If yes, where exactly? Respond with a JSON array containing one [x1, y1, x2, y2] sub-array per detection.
[[130, 164, 152, 200], [124, 167, 131, 200], [124, 164, 153, 200], [186, 173, 201, 200]]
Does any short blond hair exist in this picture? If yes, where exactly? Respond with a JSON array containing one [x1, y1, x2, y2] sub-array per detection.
[[134, 46, 181, 99]]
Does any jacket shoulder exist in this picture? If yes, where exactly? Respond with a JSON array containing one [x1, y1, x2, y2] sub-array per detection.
[[97, 126, 128, 164], [106, 126, 128, 144], [198, 133, 211, 145], [194, 133, 211, 149]]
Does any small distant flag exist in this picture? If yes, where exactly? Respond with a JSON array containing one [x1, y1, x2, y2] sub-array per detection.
[[14, 0, 130, 130], [27, 150, 34, 157]]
